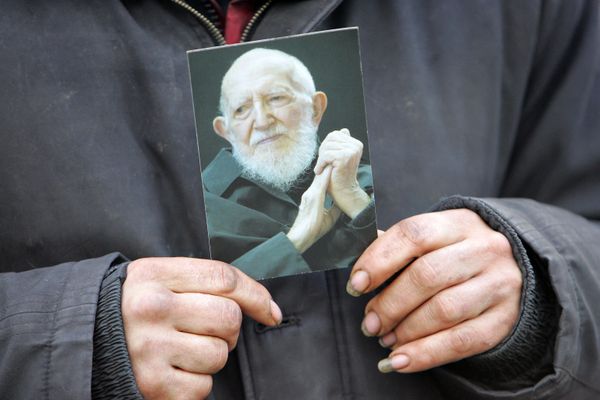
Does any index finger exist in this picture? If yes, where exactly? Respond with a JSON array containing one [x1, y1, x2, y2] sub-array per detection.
[[129, 257, 282, 326], [309, 165, 332, 198], [347, 210, 480, 296]]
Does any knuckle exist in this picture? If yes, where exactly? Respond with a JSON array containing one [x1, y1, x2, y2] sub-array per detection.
[[452, 209, 482, 228], [496, 308, 519, 336], [194, 375, 214, 400], [206, 340, 229, 372], [136, 370, 163, 399], [371, 295, 400, 325], [127, 258, 159, 282], [447, 326, 477, 355], [460, 208, 481, 223], [124, 288, 173, 322], [490, 262, 522, 297], [394, 322, 418, 345], [211, 262, 238, 294], [487, 231, 512, 257], [411, 346, 436, 369], [432, 295, 463, 324], [130, 333, 168, 359], [394, 217, 432, 250], [504, 268, 523, 292], [219, 300, 243, 334], [408, 257, 441, 291]]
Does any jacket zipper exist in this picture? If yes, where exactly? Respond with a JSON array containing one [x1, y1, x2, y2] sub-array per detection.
[[169, 0, 273, 46]]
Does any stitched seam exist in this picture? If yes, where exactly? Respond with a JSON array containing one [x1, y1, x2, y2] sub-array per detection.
[[43, 264, 71, 400], [325, 272, 353, 399], [555, 366, 600, 395], [237, 328, 257, 400], [0, 303, 98, 324]]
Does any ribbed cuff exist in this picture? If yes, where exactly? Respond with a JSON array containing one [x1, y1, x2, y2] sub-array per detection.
[[432, 196, 559, 389], [92, 261, 143, 399]]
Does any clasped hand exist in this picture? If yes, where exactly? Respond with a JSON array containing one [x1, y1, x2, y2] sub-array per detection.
[[287, 128, 370, 252]]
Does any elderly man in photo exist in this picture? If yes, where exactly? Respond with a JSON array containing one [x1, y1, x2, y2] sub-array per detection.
[[203, 48, 376, 279]]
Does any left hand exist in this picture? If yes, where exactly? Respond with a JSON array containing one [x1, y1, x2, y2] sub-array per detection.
[[347, 209, 522, 373], [287, 166, 342, 253], [314, 129, 370, 219]]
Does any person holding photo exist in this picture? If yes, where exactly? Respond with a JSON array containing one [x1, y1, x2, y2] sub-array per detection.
[[0, 1, 599, 399]]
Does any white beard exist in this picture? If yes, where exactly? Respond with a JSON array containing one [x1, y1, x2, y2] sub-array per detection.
[[232, 117, 318, 192]]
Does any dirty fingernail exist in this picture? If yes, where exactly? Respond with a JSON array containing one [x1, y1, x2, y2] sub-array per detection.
[[361, 311, 381, 337], [346, 270, 370, 297], [270, 300, 282, 325], [379, 332, 397, 348], [378, 354, 410, 373]]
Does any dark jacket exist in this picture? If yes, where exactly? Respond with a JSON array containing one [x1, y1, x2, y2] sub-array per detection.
[[203, 148, 376, 279], [1, 1, 599, 399]]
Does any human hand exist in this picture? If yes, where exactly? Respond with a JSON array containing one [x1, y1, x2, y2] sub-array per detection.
[[313, 129, 371, 219], [287, 166, 342, 253], [122, 257, 282, 399], [346, 209, 522, 373]]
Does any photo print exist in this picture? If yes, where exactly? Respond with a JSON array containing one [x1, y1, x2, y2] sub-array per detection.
[[188, 28, 378, 280]]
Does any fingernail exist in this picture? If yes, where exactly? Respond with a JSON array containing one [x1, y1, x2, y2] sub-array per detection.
[[270, 300, 282, 325], [378, 332, 397, 348], [361, 311, 381, 337], [378, 354, 410, 373], [346, 270, 370, 297]]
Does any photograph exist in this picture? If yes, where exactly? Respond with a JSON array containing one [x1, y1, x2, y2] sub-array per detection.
[[189, 28, 378, 280], [2, 2, 599, 398]]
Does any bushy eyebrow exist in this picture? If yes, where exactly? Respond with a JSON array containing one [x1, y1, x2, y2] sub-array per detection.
[[227, 85, 294, 110], [227, 93, 251, 110], [264, 86, 293, 95]]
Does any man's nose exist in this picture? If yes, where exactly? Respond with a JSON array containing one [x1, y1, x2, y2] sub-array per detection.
[[253, 102, 274, 130]]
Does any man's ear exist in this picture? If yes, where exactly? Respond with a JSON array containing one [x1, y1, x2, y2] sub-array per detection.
[[213, 116, 230, 141], [312, 91, 328, 125]]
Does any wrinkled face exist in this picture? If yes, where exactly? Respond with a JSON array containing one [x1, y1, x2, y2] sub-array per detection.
[[219, 63, 313, 158], [213, 58, 327, 190]]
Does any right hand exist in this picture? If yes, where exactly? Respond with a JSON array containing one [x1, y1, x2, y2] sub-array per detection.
[[286, 166, 342, 253], [122, 257, 282, 400], [313, 129, 370, 219]]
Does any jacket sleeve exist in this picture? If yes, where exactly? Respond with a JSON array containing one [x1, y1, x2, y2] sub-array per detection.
[[234, 201, 377, 279], [0, 253, 125, 399], [232, 232, 313, 279], [434, 0, 600, 398], [432, 198, 600, 399]]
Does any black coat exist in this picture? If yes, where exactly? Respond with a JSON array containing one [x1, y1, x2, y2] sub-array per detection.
[[1, 1, 599, 399]]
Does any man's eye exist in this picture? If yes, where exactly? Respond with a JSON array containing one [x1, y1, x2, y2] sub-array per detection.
[[233, 104, 250, 118], [268, 94, 291, 106]]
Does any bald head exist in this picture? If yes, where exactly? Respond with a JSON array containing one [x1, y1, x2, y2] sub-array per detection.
[[219, 48, 317, 116]]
